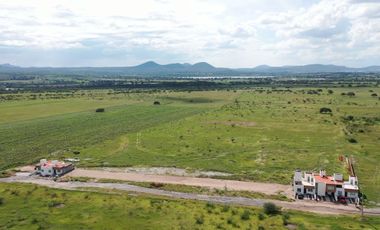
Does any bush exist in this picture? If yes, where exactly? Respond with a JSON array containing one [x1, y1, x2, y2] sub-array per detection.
[[348, 138, 357, 143], [263, 202, 280, 215], [319, 107, 332, 114], [206, 202, 215, 209], [371, 93, 378, 97], [222, 205, 230, 212], [347, 92, 356, 96], [282, 213, 290, 225], [328, 89, 334, 94], [153, 101, 160, 105], [258, 226, 265, 230], [241, 210, 250, 220], [95, 108, 105, 112], [227, 217, 235, 225], [345, 115, 354, 121], [150, 182, 164, 188], [258, 212, 265, 220], [31, 218, 38, 224], [0, 197, 4, 205], [195, 216, 204, 225]]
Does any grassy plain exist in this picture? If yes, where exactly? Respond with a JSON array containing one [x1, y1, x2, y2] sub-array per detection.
[[0, 88, 379, 202], [1, 183, 379, 229]]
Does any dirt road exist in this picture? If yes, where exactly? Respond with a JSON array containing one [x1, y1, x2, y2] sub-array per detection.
[[67, 168, 292, 196], [2, 175, 378, 216]]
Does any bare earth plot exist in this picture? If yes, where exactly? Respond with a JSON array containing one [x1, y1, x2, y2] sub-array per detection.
[[67, 168, 292, 196]]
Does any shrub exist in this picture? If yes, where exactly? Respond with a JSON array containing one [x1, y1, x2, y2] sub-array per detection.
[[371, 93, 378, 97], [258, 226, 265, 230], [195, 216, 204, 225], [153, 101, 160, 105], [328, 89, 334, 94], [258, 212, 265, 220], [263, 202, 280, 215], [319, 107, 332, 114], [31, 218, 38, 224], [345, 115, 354, 121], [222, 205, 230, 212], [241, 210, 250, 220], [347, 92, 355, 96], [348, 138, 357, 143], [0, 197, 4, 205], [206, 202, 215, 209], [150, 182, 164, 188], [282, 213, 290, 225], [227, 217, 235, 225], [95, 108, 105, 112]]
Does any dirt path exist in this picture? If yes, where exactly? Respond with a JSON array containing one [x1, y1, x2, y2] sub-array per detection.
[[1, 175, 377, 216], [67, 168, 292, 196]]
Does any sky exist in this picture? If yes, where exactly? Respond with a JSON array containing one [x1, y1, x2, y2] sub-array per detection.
[[0, 0, 380, 67]]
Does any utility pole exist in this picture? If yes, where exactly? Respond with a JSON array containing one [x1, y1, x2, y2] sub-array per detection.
[[361, 199, 364, 220]]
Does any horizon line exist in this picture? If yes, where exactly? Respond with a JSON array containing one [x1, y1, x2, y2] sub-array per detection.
[[1, 61, 379, 69]]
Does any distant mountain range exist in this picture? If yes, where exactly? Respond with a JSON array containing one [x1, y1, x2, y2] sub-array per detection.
[[1, 62, 380, 76], [238, 64, 380, 74]]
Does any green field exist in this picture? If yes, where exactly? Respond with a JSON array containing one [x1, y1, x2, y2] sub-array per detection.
[[0, 88, 379, 203], [1, 183, 379, 229]]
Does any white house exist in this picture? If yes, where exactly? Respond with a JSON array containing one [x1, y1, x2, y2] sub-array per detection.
[[35, 159, 74, 177], [293, 170, 316, 197], [293, 169, 359, 201], [343, 176, 359, 199]]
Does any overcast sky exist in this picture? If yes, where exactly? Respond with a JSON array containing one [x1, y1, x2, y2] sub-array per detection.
[[0, 0, 380, 67]]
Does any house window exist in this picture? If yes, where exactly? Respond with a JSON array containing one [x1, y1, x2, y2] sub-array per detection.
[[48, 170, 51, 173], [297, 188, 301, 192]]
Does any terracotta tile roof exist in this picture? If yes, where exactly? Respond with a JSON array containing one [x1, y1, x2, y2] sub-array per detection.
[[314, 175, 343, 185], [38, 161, 72, 169]]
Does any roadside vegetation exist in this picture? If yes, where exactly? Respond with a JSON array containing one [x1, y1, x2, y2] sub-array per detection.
[[1, 183, 379, 229]]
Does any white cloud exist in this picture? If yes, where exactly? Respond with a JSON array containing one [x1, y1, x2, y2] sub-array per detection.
[[0, 0, 379, 67]]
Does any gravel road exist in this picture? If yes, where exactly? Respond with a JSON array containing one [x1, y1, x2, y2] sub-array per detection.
[[2, 175, 378, 216], [68, 168, 292, 196]]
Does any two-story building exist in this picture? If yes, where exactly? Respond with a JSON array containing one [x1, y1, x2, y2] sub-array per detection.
[[293, 169, 359, 201]]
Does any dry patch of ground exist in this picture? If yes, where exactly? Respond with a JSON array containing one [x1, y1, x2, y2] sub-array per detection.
[[67, 168, 291, 196], [97, 167, 232, 177], [207, 121, 257, 127]]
